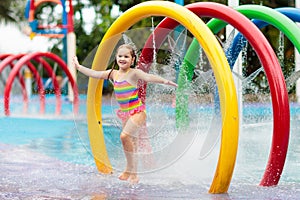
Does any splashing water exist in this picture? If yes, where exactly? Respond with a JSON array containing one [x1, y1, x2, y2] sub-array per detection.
[[277, 31, 285, 67], [167, 27, 187, 69], [122, 33, 138, 54], [151, 17, 157, 64]]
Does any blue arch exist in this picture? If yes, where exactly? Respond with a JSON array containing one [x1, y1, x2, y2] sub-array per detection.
[[228, 8, 300, 68]]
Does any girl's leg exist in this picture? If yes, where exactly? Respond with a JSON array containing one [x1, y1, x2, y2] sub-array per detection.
[[118, 119, 131, 181], [119, 111, 146, 183], [118, 130, 134, 181]]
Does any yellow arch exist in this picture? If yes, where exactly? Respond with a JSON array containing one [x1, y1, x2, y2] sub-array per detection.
[[87, 1, 239, 194]]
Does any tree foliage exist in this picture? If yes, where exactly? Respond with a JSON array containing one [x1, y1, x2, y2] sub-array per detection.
[[0, 0, 26, 23], [1, 0, 299, 96]]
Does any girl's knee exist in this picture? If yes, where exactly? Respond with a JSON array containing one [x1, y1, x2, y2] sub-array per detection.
[[120, 132, 129, 141]]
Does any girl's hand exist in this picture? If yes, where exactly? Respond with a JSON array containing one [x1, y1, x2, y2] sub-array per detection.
[[164, 80, 178, 87], [72, 56, 80, 70]]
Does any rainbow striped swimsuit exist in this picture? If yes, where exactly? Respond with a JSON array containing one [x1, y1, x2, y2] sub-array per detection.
[[114, 79, 145, 119]]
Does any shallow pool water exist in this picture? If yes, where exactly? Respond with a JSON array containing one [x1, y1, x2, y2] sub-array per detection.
[[1, 95, 300, 199]]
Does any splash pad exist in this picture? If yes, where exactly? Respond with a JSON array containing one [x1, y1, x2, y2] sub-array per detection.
[[84, 0, 298, 195], [1, 1, 300, 198]]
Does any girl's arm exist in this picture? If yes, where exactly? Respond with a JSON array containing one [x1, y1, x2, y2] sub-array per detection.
[[134, 69, 177, 87], [72, 56, 111, 79]]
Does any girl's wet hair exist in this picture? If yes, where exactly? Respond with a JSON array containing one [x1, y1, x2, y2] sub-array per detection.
[[107, 44, 137, 80], [118, 44, 137, 65]]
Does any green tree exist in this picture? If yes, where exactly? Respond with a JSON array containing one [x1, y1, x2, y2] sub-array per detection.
[[18, 0, 299, 96], [73, 0, 154, 63], [0, 0, 26, 23]]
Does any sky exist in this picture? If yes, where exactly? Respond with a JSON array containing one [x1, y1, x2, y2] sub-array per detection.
[[0, 22, 51, 54]]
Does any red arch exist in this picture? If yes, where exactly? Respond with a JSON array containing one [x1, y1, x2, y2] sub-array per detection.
[[0, 54, 64, 115], [34, 57, 62, 114], [0, 54, 45, 113], [138, 2, 289, 190], [0, 54, 28, 105], [25, 61, 46, 113], [4, 52, 78, 116]]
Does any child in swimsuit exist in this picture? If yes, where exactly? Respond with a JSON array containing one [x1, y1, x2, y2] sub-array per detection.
[[73, 44, 177, 184]]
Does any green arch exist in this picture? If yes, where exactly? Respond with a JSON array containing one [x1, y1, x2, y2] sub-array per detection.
[[177, 4, 299, 187], [177, 5, 300, 127]]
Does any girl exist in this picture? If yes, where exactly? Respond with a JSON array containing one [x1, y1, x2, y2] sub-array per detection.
[[73, 44, 177, 184]]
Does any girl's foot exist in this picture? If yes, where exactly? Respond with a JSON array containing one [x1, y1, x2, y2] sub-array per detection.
[[118, 171, 130, 181], [128, 174, 139, 184]]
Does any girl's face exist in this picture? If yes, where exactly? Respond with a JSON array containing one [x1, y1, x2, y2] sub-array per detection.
[[116, 47, 134, 71]]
